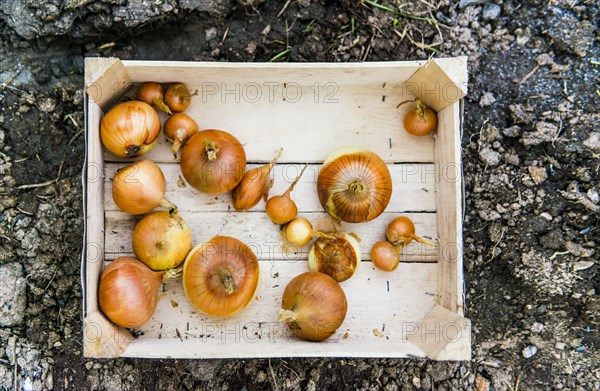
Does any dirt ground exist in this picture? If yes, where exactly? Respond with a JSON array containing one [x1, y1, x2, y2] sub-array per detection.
[[0, 0, 598, 390]]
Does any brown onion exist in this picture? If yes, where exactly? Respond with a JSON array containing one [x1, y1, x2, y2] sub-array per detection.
[[100, 101, 161, 157], [112, 160, 177, 215], [284, 217, 333, 247], [165, 82, 197, 113], [308, 232, 361, 282], [132, 211, 193, 271], [180, 129, 247, 194], [403, 99, 437, 136], [232, 148, 282, 211], [164, 113, 200, 159], [370, 240, 401, 271], [386, 216, 436, 247], [265, 164, 307, 224], [317, 148, 392, 223], [182, 236, 260, 317], [278, 272, 348, 342], [98, 257, 177, 328], [137, 82, 172, 114]]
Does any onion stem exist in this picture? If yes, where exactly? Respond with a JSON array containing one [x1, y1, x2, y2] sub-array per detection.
[[159, 197, 178, 215], [348, 180, 365, 195], [283, 163, 308, 197], [217, 267, 238, 294], [205, 139, 219, 161], [152, 97, 172, 115], [125, 144, 142, 157], [278, 309, 297, 322], [163, 265, 183, 281], [412, 234, 437, 247]]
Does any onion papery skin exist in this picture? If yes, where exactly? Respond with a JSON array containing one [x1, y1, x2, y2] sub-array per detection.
[[98, 257, 164, 329], [182, 236, 260, 317], [137, 82, 172, 114], [404, 99, 437, 136], [100, 101, 161, 158], [308, 232, 361, 282], [112, 160, 169, 215], [164, 113, 199, 158], [317, 148, 392, 223], [132, 211, 193, 271], [370, 240, 400, 271], [165, 83, 194, 113], [180, 129, 247, 194], [279, 272, 348, 342]]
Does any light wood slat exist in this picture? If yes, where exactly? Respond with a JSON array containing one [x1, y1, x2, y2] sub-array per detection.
[[103, 163, 437, 213], [120, 261, 437, 358], [104, 211, 438, 263]]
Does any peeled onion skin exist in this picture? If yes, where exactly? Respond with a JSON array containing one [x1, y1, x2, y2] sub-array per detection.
[[403, 99, 437, 137], [98, 257, 165, 329], [112, 160, 178, 215], [100, 101, 161, 158], [137, 82, 172, 115], [132, 211, 193, 271], [386, 216, 437, 247], [308, 232, 361, 282], [180, 129, 247, 194], [278, 272, 348, 342], [317, 148, 392, 223], [370, 240, 401, 272], [182, 236, 260, 317], [232, 148, 282, 211]]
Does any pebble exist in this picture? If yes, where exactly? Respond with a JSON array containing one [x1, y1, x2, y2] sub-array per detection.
[[565, 242, 595, 258], [587, 188, 599, 204], [540, 212, 553, 221], [479, 92, 496, 107], [479, 147, 500, 166], [482, 4, 501, 20], [583, 132, 600, 152], [474, 375, 490, 391], [205, 27, 218, 41], [503, 125, 521, 137], [573, 261, 595, 271], [531, 322, 544, 333], [522, 345, 538, 358], [555, 342, 566, 350], [0, 263, 27, 327]]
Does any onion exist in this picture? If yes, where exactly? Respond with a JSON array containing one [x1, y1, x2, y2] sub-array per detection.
[[98, 257, 178, 328], [308, 232, 361, 282], [137, 82, 172, 114], [386, 216, 436, 247], [180, 129, 247, 194], [370, 240, 400, 271], [317, 148, 392, 223], [132, 211, 193, 271], [232, 148, 282, 211], [182, 236, 260, 317], [165, 82, 197, 113], [278, 272, 347, 342], [164, 113, 200, 158], [284, 217, 332, 247], [100, 101, 161, 157], [112, 160, 177, 215], [403, 98, 437, 136], [265, 164, 307, 224]]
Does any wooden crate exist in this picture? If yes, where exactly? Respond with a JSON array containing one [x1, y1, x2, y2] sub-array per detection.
[[82, 58, 470, 360]]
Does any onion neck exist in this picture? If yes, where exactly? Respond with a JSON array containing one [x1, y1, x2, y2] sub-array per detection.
[[162, 265, 183, 281], [348, 180, 365, 196], [153, 97, 172, 115], [217, 267, 237, 294], [416, 99, 427, 118], [412, 234, 437, 247], [278, 309, 297, 323], [283, 163, 308, 197], [205, 139, 219, 162], [159, 197, 178, 215]]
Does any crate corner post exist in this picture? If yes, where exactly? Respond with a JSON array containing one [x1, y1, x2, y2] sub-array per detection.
[[83, 311, 131, 358], [84, 57, 132, 111]]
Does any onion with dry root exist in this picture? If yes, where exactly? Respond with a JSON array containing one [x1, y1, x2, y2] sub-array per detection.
[[164, 113, 199, 158], [402, 98, 437, 136], [183, 236, 260, 317], [265, 164, 307, 224], [180, 129, 247, 194], [137, 82, 172, 114], [165, 82, 197, 113], [386, 216, 436, 247], [370, 240, 401, 271], [98, 257, 179, 328], [278, 272, 348, 342], [284, 217, 333, 247], [112, 160, 177, 215], [308, 232, 361, 282], [132, 211, 193, 271], [100, 101, 161, 157], [232, 148, 282, 211], [317, 148, 392, 223]]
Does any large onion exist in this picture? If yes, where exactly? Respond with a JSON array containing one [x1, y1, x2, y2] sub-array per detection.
[[278, 272, 348, 342], [308, 232, 361, 282], [182, 236, 259, 317], [100, 101, 161, 158], [180, 129, 247, 194], [317, 148, 392, 223]]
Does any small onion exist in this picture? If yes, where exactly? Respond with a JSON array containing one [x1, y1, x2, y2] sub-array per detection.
[[232, 148, 282, 211], [278, 272, 348, 342], [98, 257, 177, 328], [265, 164, 307, 224], [308, 232, 361, 282], [183, 236, 260, 317], [112, 160, 177, 215], [164, 113, 200, 159], [137, 82, 172, 114], [180, 129, 247, 194], [386, 216, 436, 247], [370, 240, 401, 271], [403, 98, 437, 136], [284, 217, 333, 247], [317, 147, 392, 223], [132, 211, 193, 271], [165, 82, 197, 113], [100, 101, 161, 157]]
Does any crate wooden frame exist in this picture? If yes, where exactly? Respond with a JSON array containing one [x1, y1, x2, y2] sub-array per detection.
[[82, 57, 470, 360]]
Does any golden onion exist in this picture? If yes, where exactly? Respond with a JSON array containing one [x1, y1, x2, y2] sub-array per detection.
[[308, 232, 361, 282]]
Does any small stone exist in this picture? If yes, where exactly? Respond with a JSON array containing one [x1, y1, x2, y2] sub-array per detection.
[[573, 261, 595, 271], [482, 4, 501, 19], [555, 342, 565, 350], [583, 132, 600, 151], [474, 375, 490, 391], [38, 98, 56, 113], [412, 376, 421, 389], [540, 212, 553, 221], [205, 27, 218, 41], [528, 166, 548, 185], [479, 147, 500, 166], [521, 122, 559, 146], [587, 187, 599, 204], [503, 125, 521, 137], [85, 362, 93, 370], [565, 242, 595, 258], [0, 263, 27, 327], [522, 345, 538, 358], [531, 322, 544, 333], [479, 92, 496, 107]]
